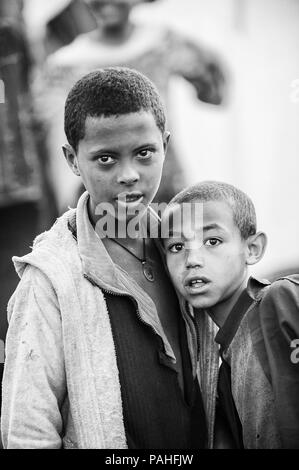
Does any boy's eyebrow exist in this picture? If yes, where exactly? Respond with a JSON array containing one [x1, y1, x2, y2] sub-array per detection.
[[163, 223, 227, 239], [88, 147, 118, 156], [163, 229, 184, 239], [134, 141, 159, 150], [203, 223, 225, 232], [87, 141, 159, 157]]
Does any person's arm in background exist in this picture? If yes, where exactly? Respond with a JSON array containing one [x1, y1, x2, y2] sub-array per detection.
[[1, 266, 66, 448], [166, 28, 227, 105]]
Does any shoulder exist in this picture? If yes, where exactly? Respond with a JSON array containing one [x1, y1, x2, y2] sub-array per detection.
[[13, 210, 79, 279], [258, 275, 299, 336], [46, 34, 91, 68], [11, 262, 60, 301], [261, 275, 299, 305], [7, 264, 60, 326], [133, 22, 191, 49]]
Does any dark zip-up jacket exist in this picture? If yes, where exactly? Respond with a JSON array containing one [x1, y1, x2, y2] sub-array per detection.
[[193, 275, 299, 448]]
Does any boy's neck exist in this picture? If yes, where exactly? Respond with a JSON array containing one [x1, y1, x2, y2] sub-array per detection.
[[87, 197, 148, 244], [93, 21, 135, 45], [207, 273, 249, 328]]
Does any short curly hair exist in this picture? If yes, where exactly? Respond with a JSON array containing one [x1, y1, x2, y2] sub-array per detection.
[[64, 66, 166, 151], [168, 180, 257, 240]]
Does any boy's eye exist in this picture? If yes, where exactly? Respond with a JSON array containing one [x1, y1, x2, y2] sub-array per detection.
[[137, 149, 153, 160], [167, 242, 184, 253], [205, 238, 221, 247], [98, 155, 115, 165]]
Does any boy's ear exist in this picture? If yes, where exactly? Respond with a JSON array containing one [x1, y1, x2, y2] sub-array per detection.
[[163, 131, 170, 153], [245, 231, 267, 266], [62, 144, 80, 176]]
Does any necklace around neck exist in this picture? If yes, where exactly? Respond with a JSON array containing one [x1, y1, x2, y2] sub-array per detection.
[[109, 237, 155, 282]]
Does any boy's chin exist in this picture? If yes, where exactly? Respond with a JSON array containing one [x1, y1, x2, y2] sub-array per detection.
[[187, 296, 214, 310]]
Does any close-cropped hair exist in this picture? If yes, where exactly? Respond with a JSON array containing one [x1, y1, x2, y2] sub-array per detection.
[[168, 180, 257, 240], [64, 66, 166, 152]]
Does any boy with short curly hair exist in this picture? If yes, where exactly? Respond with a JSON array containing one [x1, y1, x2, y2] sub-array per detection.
[[162, 180, 299, 448], [1, 67, 207, 449]]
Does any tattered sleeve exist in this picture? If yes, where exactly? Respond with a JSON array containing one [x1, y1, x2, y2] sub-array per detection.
[[1, 266, 66, 449]]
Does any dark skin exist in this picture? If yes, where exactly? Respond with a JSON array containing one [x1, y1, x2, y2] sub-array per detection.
[[85, 0, 140, 45], [64, 112, 186, 394]]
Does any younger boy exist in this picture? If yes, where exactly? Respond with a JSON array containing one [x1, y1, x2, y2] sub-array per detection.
[[1, 67, 207, 448], [162, 180, 299, 449]]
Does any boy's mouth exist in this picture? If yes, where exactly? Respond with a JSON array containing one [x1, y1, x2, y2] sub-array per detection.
[[184, 275, 210, 294], [116, 192, 144, 205]]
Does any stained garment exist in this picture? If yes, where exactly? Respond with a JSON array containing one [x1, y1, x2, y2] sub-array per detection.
[[1, 191, 206, 448], [192, 276, 299, 448]]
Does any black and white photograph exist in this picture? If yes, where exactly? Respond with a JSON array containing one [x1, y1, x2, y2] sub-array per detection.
[[0, 0, 298, 455]]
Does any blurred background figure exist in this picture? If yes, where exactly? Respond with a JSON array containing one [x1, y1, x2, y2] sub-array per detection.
[[31, 0, 226, 212], [0, 0, 58, 413], [154, 0, 299, 281]]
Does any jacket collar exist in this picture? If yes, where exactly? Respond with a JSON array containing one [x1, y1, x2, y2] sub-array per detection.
[[246, 275, 271, 300], [71, 191, 164, 292], [69, 191, 177, 361], [214, 275, 271, 352]]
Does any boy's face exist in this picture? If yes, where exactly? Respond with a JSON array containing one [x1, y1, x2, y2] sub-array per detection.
[[163, 200, 248, 310], [70, 111, 167, 224], [86, 1, 141, 28]]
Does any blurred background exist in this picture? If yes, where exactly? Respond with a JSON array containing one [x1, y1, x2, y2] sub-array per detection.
[[0, 0, 299, 399]]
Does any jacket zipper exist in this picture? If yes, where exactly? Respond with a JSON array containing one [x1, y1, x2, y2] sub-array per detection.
[[84, 274, 202, 376], [189, 319, 201, 375], [83, 273, 165, 349]]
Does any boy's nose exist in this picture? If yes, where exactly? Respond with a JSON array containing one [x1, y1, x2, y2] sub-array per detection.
[[185, 246, 205, 269], [117, 164, 139, 185]]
